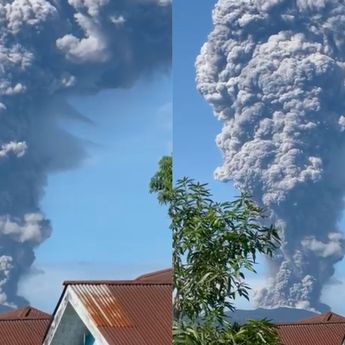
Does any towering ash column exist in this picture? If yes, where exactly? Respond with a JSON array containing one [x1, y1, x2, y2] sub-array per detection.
[[0, 0, 171, 309], [196, 0, 345, 312]]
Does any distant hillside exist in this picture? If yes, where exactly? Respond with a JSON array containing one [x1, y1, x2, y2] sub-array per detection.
[[227, 308, 319, 324]]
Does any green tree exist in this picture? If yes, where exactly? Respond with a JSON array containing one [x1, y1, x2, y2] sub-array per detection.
[[149, 155, 173, 204], [150, 156, 280, 345]]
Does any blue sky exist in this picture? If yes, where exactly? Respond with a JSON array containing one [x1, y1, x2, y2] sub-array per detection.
[[173, 0, 345, 313], [174, 0, 227, 192], [19, 75, 172, 312]]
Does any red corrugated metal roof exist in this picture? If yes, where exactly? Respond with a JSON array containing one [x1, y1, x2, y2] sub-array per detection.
[[135, 268, 172, 283], [0, 307, 50, 320], [298, 311, 345, 324], [278, 312, 345, 345], [65, 269, 172, 345], [0, 307, 50, 345]]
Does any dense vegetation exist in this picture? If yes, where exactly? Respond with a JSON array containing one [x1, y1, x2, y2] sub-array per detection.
[[150, 156, 280, 345]]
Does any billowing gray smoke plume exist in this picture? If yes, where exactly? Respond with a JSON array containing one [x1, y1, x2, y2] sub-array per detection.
[[196, 0, 345, 312], [0, 0, 170, 308]]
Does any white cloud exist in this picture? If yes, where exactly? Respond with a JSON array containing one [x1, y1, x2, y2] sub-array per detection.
[[0, 141, 27, 158], [0, 213, 50, 243], [302, 233, 345, 259], [56, 13, 108, 64], [68, 0, 109, 17], [110, 15, 126, 27]]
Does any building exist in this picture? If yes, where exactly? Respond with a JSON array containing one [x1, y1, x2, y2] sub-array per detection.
[[42, 268, 172, 345], [0, 306, 51, 345], [277, 311, 345, 345], [5, 270, 345, 345]]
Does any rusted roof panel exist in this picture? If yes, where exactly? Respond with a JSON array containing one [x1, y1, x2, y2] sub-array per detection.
[[0, 308, 50, 345], [66, 270, 172, 345], [72, 284, 133, 328]]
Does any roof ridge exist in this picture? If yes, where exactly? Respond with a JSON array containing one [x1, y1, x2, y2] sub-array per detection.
[[278, 321, 345, 326], [0, 318, 51, 322], [135, 268, 172, 280], [63, 280, 172, 286], [0, 306, 51, 321]]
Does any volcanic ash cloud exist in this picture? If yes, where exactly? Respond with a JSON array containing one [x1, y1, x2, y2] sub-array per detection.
[[196, 0, 345, 312], [0, 0, 171, 308]]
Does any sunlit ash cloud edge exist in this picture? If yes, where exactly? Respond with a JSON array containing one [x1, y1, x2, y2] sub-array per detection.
[[196, 0, 345, 312]]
